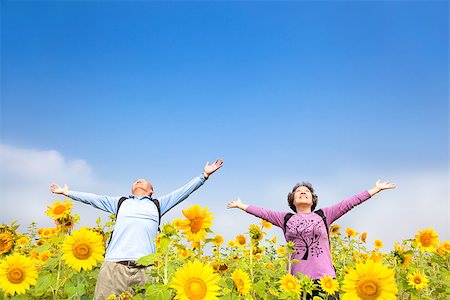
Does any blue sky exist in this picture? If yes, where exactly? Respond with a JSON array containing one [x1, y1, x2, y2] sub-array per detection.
[[1, 1, 448, 249]]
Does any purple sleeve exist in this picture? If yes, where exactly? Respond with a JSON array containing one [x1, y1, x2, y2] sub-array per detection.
[[245, 205, 289, 229], [322, 191, 371, 225]]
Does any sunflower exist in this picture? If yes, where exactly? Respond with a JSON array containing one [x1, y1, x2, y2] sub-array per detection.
[[178, 249, 190, 259], [38, 227, 57, 239], [173, 218, 184, 230], [272, 236, 277, 244], [56, 214, 79, 231], [374, 240, 383, 249], [211, 261, 228, 274], [320, 275, 339, 295], [342, 259, 397, 300], [441, 241, 450, 253], [170, 259, 220, 300], [38, 250, 52, 262], [330, 225, 341, 236], [277, 246, 286, 256], [191, 241, 201, 250], [61, 227, 105, 271], [213, 235, 224, 246], [235, 234, 247, 247], [252, 246, 264, 255], [178, 205, 214, 243], [407, 271, 429, 290], [261, 220, 272, 229], [370, 250, 383, 263], [346, 228, 357, 238], [218, 263, 228, 273], [161, 223, 177, 237], [0, 253, 38, 295], [227, 240, 236, 247], [231, 268, 252, 296], [46, 199, 73, 220], [437, 241, 450, 255], [29, 252, 39, 260], [16, 236, 30, 247], [401, 254, 412, 270], [279, 274, 301, 295], [0, 233, 14, 255], [394, 242, 404, 254], [415, 228, 439, 252], [361, 232, 367, 243], [248, 225, 264, 243]]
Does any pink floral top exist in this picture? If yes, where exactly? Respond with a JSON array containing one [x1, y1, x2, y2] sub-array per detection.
[[245, 191, 371, 279]]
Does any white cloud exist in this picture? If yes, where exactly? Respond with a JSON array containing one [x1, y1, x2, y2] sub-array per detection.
[[0, 144, 114, 230]]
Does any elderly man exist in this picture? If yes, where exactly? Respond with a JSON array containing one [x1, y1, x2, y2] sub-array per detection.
[[50, 159, 223, 299]]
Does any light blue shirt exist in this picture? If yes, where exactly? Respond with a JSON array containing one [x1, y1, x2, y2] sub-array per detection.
[[67, 174, 207, 261]]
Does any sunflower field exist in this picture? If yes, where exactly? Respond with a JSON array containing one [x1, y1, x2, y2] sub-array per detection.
[[0, 199, 449, 300]]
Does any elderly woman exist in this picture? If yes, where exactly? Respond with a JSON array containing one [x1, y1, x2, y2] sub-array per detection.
[[227, 180, 396, 299]]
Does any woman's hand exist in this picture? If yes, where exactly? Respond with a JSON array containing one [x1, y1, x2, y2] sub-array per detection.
[[227, 197, 248, 211], [369, 180, 396, 196]]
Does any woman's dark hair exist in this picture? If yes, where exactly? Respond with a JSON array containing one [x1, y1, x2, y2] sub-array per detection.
[[287, 182, 318, 212]]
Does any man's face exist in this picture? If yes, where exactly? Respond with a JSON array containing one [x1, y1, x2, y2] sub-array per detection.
[[131, 179, 154, 196]]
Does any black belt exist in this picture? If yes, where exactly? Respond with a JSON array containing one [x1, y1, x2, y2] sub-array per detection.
[[116, 260, 145, 268]]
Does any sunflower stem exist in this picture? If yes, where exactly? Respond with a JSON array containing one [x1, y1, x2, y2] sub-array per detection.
[[249, 244, 254, 298], [249, 244, 253, 281], [54, 255, 62, 299], [164, 248, 169, 285], [197, 241, 203, 259]]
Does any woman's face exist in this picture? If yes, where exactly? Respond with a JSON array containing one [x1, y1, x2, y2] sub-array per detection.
[[293, 186, 313, 208]]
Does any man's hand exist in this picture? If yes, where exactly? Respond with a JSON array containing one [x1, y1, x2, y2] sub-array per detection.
[[203, 159, 223, 179], [50, 183, 69, 196]]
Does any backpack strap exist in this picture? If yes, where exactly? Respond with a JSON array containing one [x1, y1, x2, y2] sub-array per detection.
[[314, 209, 329, 239], [314, 209, 335, 271], [283, 213, 294, 232], [314, 209, 333, 252], [150, 199, 161, 231], [116, 196, 128, 214], [107, 197, 129, 246]]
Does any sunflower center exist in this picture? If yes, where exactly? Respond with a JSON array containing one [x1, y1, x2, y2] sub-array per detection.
[[190, 217, 203, 233], [414, 277, 422, 284], [73, 243, 91, 260], [421, 235, 432, 247], [185, 278, 206, 299], [235, 279, 244, 291], [356, 279, 381, 299], [7, 267, 25, 284], [218, 264, 228, 272], [325, 280, 333, 288], [53, 205, 67, 215], [286, 280, 295, 290]]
